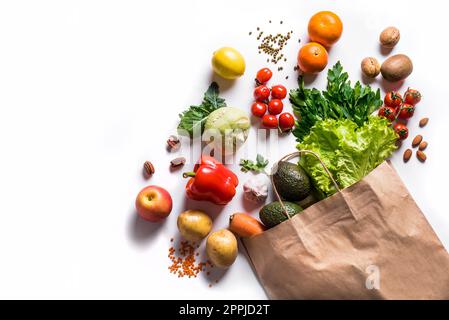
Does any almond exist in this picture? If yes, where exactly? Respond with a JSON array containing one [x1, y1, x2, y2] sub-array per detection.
[[412, 135, 423, 148], [403, 149, 412, 162], [419, 117, 429, 128], [419, 141, 428, 151], [416, 150, 427, 162]]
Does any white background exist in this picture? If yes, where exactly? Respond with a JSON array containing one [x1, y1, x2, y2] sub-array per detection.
[[1, 0, 449, 299]]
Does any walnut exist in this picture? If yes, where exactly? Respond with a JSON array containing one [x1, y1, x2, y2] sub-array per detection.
[[361, 57, 381, 78], [379, 26, 400, 48]]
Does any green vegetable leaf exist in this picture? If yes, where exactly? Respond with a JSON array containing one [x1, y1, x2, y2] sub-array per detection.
[[203, 82, 226, 109], [240, 154, 269, 173], [298, 117, 397, 196], [290, 61, 383, 141], [177, 82, 226, 136]]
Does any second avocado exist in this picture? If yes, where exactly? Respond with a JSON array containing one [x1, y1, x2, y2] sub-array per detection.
[[272, 161, 311, 201], [259, 201, 303, 228]]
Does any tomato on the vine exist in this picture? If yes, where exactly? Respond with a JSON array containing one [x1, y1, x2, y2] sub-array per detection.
[[262, 114, 278, 128], [256, 68, 273, 84], [404, 88, 421, 105], [378, 106, 396, 122], [251, 102, 267, 118], [384, 91, 403, 109], [393, 123, 409, 140], [397, 104, 415, 120], [254, 85, 270, 102], [278, 112, 295, 132], [268, 99, 284, 115], [271, 85, 287, 100]]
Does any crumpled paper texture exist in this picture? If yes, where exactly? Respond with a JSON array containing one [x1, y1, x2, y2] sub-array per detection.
[[243, 162, 449, 299]]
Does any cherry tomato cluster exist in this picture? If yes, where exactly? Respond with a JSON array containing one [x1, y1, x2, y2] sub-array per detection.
[[251, 68, 295, 132], [378, 88, 422, 140]]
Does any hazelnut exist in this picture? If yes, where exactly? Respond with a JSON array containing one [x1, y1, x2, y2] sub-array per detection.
[[361, 57, 381, 78], [379, 26, 400, 48]]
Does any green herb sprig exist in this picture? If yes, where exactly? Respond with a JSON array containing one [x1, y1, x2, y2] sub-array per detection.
[[240, 154, 269, 174], [290, 62, 382, 141]]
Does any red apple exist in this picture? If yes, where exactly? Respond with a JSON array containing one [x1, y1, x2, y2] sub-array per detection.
[[135, 185, 173, 222]]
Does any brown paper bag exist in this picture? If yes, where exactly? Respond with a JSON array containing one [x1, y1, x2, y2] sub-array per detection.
[[243, 155, 449, 299]]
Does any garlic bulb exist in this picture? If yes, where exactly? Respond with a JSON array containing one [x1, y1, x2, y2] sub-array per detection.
[[243, 176, 269, 203]]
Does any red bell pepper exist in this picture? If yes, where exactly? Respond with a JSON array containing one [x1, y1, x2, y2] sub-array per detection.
[[183, 156, 239, 205]]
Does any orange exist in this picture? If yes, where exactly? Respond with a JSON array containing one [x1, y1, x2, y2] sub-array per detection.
[[297, 42, 328, 74], [308, 11, 343, 47]]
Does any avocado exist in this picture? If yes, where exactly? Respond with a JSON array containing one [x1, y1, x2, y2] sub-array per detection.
[[259, 201, 303, 228], [272, 161, 311, 201]]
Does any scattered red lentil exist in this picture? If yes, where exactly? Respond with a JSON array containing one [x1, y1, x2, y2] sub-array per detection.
[[168, 240, 209, 278], [168, 240, 221, 287]]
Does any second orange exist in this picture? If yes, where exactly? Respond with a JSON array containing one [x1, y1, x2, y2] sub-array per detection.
[[297, 42, 328, 74]]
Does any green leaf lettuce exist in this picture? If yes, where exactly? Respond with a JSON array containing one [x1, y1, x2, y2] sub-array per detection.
[[298, 116, 397, 196]]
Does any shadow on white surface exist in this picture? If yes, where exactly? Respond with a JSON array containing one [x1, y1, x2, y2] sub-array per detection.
[[380, 77, 404, 93], [250, 114, 262, 127], [302, 72, 319, 85], [360, 71, 377, 85], [378, 44, 394, 56], [208, 71, 236, 93], [168, 162, 185, 173], [128, 211, 165, 246]]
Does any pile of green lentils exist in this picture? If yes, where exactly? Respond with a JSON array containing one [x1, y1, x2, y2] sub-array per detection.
[[249, 20, 301, 75]]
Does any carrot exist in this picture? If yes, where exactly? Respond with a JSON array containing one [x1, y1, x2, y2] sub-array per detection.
[[229, 213, 266, 237]]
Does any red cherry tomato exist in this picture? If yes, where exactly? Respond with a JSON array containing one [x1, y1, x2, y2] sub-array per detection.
[[268, 99, 284, 115], [271, 85, 287, 100], [397, 104, 415, 120], [256, 68, 273, 84], [251, 102, 267, 118], [278, 112, 295, 132], [404, 88, 422, 105], [254, 85, 270, 102], [378, 106, 396, 122], [384, 91, 403, 109], [393, 123, 409, 140], [262, 114, 278, 128]]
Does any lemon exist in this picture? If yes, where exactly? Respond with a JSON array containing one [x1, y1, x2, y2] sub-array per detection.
[[211, 47, 245, 80]]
